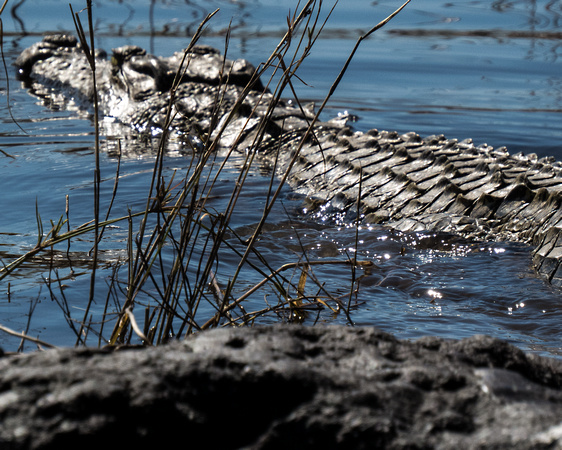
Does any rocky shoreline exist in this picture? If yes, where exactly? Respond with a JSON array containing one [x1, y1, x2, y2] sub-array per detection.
[[1, 325, 561, 448]]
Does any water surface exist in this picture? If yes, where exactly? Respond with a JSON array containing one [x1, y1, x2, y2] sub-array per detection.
[[0, 0, 561, 355]]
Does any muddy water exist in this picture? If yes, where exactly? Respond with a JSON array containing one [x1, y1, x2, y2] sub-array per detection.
[[1, 0, 561, 355]]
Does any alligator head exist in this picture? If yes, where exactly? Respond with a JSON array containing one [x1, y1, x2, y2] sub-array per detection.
[[15, 34, 279, 140]]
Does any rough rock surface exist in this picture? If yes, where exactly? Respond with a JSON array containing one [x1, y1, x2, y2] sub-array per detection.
[[1, 325, 562, 449]]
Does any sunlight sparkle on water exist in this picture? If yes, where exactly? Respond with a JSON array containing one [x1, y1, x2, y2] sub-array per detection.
[[507, 302, 526, 315], [427, 289, 443, 300]]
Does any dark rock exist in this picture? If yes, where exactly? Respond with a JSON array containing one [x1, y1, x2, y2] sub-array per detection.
[[1, 325, 561, 449]]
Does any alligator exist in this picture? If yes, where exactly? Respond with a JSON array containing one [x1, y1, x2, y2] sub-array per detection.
[[15, 34, 562, 285]]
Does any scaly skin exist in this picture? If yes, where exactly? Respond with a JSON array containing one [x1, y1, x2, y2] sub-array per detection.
[[15, 35, 562, 285]]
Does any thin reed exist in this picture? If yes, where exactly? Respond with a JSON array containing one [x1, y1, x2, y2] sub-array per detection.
[[0, 0, 409, 349]]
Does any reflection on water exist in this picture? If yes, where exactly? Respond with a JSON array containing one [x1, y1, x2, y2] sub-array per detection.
[[0, 0, 561, 356]]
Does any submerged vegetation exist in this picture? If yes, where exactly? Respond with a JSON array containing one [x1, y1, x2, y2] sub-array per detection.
[[0, 0, 409, 350]]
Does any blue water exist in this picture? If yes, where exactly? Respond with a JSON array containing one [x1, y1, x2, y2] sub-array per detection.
[[1, 0, 562, 355]]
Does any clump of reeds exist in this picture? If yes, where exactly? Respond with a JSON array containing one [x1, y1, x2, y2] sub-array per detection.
[[0, 0, 410, 349]]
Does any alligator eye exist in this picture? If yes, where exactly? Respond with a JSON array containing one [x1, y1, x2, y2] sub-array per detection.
[[111, 55, 119, 66]]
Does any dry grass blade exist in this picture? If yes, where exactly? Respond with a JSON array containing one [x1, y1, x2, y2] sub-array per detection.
[[70, 1, 102, 344], [1, 0, 411, 349], [0, 324, 57, 349], [0, 0, 9, 16], [0, 211, 145, 282], [201, 259, 371, 330], [0, 0, 26, 137], [125, 307, 151, 345], [223, 0, 412, 305]]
